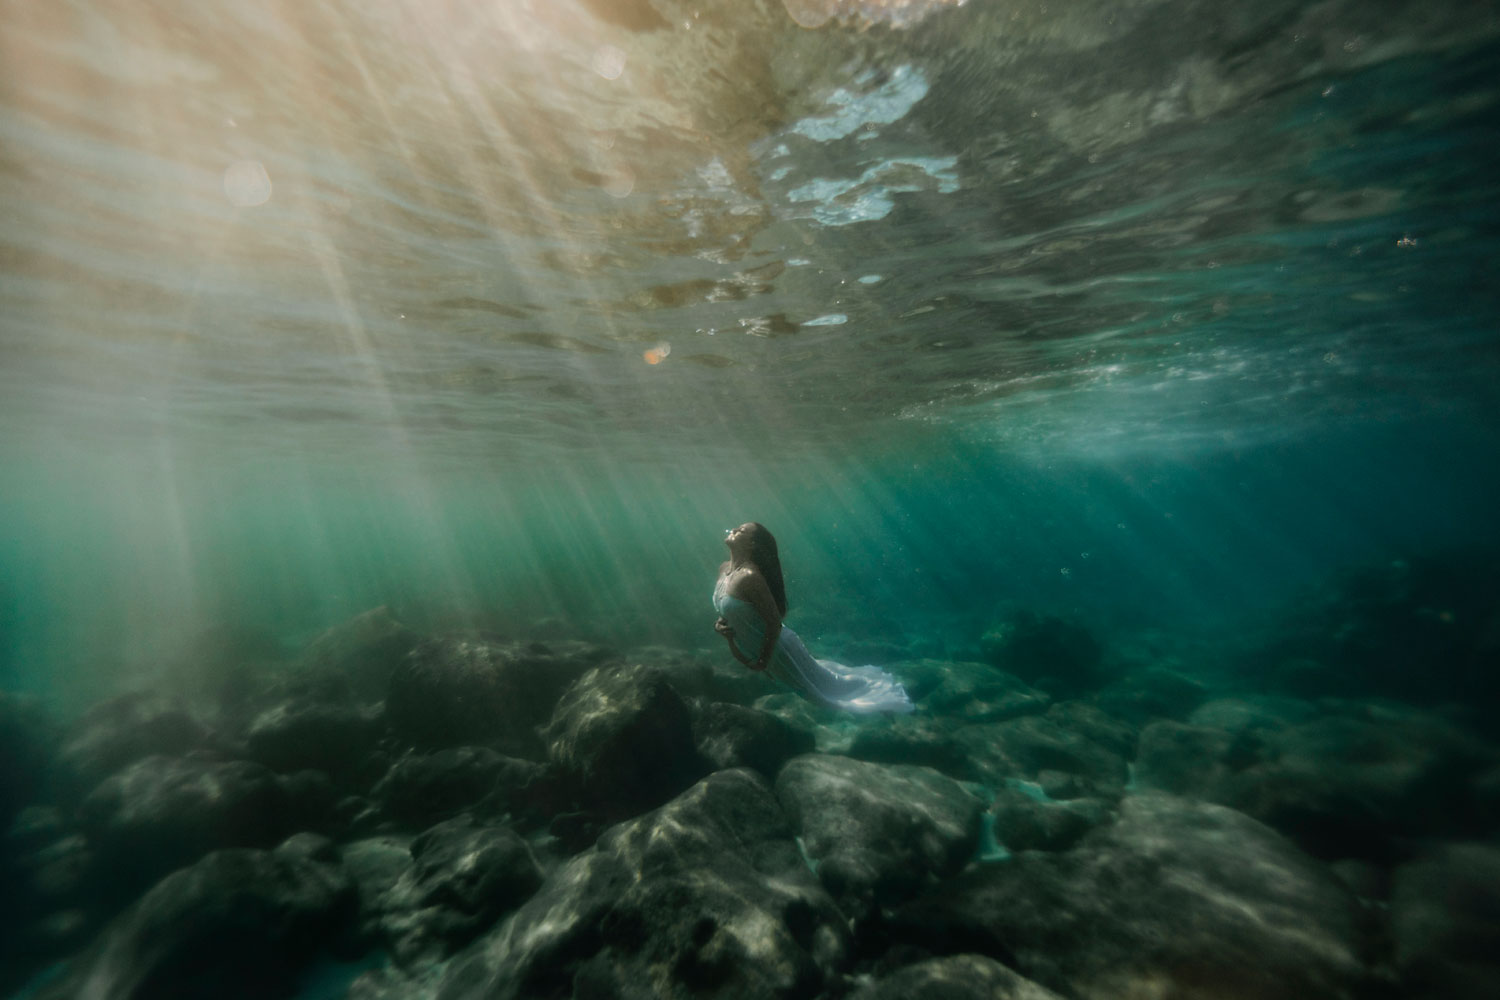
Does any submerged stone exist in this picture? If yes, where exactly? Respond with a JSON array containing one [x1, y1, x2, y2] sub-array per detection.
[[372, 746, 543, 829], [374, 816, 543, 965], [692, 700, 815, 777], [889, 792, 1369, 1000], [775, 753, 983, 920], [387, 637, 609, 754], [39, 846, 355, 1000], [542, 663, 707, 821], [980, 611, 1105, 696], [57, 693, 209, 795], [848, 953, 1064, 1000], [300, 606, 421, 703], [79, 755, 301, 899], [436, 768, 848, 1000], [1391, 841, 1500, 1000]]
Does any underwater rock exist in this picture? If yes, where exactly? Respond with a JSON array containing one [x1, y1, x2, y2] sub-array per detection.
[[57, 692, 210, 796], [956, 714, 1130, 796], [635, 646, 782, 705], [1390, 841, 1500, 1000], [980, 611, 1105, 696], [301, 605, 422, 703], [889, 792, 1368, 1000], [436, 768, 848, 1000], [386, 637, 610, 754], [692, 700, 815, 777], [989, 785, 1113, 853], [1140, 700, 1496, 861], [0, 692, 54, 831], [373, 816, 543, 965], [847, 715, 976, 779], [1, 810, 97, 991], [39, 845, 355, 1000], [902, 659, 1052, 723], [1043, 700, 1139, 759], [1092, 666, 1208, 723], [245, 697, 383, 781], [775, 754, 983, 921], [78, 754, 301, 900], [542, 662, 707, 821], [848, 953, 1064, 1000], [1247, 550, 1500, 706], [372, 747, 544, 829]]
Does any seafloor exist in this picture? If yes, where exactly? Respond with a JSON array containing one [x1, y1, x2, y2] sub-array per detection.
[[2, 550, 1497, 1000]]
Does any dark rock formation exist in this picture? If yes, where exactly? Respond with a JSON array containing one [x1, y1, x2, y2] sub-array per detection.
[[775, 754, 982, 920], [386, 637, 610, 754], [955, 713, 1129, 795], [1247, 551, 1500, 706], [39, 844, 355, 1000], [1137, 699, 1496, 860], [301, 605, 422, 702], [1391, 841, 1500, 999], [1092, 666, 1208, 723], [542, 663, 706, 821], [371, 816, 543, 965], [57, 693, 209, 796], [980, 611, 1105, 695], [905, 659, 1052, 723], [989, 784, 1113, 853], [889, 792, 1369, 1000], [692, 701, 814, 776], [437, 768, 849, 1000], [245, 698, 383, 780], [79, 755, 301, 899], [0, 692, 54, 829], [371, 747, 543, 829], [848, 954, 1064, 1000]]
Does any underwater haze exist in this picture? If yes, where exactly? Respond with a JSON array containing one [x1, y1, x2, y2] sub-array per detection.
[[3, 1, 1500, 998]]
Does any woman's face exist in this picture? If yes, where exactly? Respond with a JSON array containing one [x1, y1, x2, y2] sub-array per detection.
[[724, 522, 757, 554]]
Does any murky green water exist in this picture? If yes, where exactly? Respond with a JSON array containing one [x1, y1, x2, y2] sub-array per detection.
[[2, 0, 1498, 704]]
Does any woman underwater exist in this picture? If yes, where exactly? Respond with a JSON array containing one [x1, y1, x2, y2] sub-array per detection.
[[713, 522, 914, 714]]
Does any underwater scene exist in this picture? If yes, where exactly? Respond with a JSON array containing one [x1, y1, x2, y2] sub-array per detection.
[[3, 0, 1500, 997]]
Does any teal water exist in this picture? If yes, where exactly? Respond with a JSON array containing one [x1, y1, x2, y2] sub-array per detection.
[[2, 0, 1499, 706]]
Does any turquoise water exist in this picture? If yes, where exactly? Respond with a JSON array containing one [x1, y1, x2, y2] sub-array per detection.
[[2, 2, 1498, 694]]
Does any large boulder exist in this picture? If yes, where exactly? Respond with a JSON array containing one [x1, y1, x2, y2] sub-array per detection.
[[57, 693, 209, 795], [1137, 700, 1496, 860], [78, 755, 303, 899], [0, 692, 54, 830], [39, 844, 355, 1000], [955, 714, 1129, 796], [437, 768, 849, 1000], [372, 816, 543, 965], [896, 660, 1051, 723], [301, 606, 421, 702], [775, 754, 982, 920], [386, 637, 611, 754], [980, 611, 1105, 696], [849, 954, 1063, 1000], [245, 698, 383, 781], [1390, 841, 1500, 999], [889, 792, 1370, 1000], [542, 663, 707, 821], [692, 701, 814, 777], [1246, 550, 1500, 706], [371, 747, 543, 829]]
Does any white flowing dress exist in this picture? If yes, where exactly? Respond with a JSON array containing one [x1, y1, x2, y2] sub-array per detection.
[[713, 576, 914, 714]]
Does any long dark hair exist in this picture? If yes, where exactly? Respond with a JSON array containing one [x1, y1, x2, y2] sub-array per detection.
[[742, 522, 788, 617]]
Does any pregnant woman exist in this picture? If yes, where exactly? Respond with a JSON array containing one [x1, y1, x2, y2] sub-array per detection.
[[713, 522, 914, 714]]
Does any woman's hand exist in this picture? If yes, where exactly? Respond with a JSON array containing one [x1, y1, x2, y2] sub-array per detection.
[[713, 617, 735, 639]]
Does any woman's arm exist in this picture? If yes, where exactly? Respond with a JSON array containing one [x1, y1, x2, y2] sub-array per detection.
[[726, 570, 782, 671]]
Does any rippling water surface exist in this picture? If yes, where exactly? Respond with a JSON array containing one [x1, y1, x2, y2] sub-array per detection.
[[2, 0, 1499, 692]]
